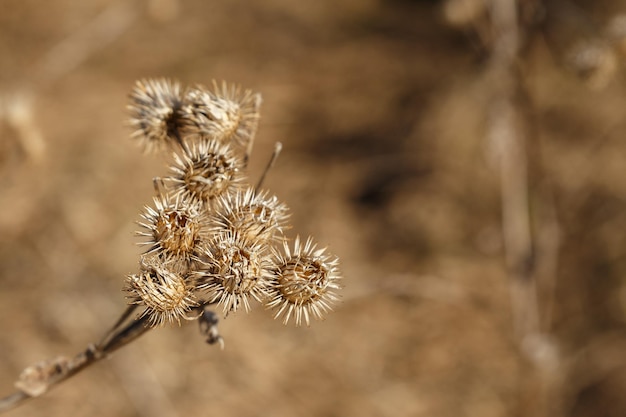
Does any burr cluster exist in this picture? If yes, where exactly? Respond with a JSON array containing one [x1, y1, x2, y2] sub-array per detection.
[[126, 78, 341, 327]]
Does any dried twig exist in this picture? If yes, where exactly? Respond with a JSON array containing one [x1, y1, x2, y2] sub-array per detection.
[[0, 309, 152, 412], [485, 1, 563, 416], [255, 142, 282, 192], [487, 0, 540, 342]]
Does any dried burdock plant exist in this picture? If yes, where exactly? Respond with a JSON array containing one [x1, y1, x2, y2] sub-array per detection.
[[136, 193, 206, 268], [210, 187, 290, 244], [182, 81, 261, 152], [125, 259, 198, 326], [0, 78, 342, 413], [165, 137, 246, 204], [128, 78, 187, 152], [195, 231, 271, 314], [267, 236, 341, 326]]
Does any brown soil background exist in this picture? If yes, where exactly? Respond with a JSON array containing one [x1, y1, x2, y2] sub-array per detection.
[[1, 1, 626, 416]]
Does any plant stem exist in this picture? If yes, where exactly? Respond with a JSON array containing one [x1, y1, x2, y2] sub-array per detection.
[[0, 307, 152, 413]]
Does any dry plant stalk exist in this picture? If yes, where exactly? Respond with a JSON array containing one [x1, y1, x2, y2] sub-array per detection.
[[484, 1, 562, 417], [0, 78, 342, 413]]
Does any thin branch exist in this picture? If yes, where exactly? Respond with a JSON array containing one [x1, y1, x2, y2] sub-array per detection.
[[486, 2, 563, 417], [0, 308, 152, 413], [487, 0, 540, 346], [255, 142, 282, 192], [98, 304, 140, 347], [0, 299, 223, 413], [0, 392, 29, 413]]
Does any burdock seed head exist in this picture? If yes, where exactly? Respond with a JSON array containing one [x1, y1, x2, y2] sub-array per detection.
[[211, 187, 290, 244], [136, 193, 206, 267], [125, 260, 197, 327], [266, 236, 342, 326], [127, 78, 187, 153], [182, 81, 261, 148], [195, 232, 271, 315], [165, 138, 245, 204]]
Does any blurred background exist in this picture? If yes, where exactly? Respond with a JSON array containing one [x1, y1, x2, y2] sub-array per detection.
[[1, 0, 626, 416]]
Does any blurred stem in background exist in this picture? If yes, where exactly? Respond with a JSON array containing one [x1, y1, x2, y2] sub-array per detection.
[[485, 0, 562, 416]]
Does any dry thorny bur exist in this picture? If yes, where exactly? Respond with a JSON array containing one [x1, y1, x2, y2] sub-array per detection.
[[126, 78, 342, 329], [0, 78, 342, 411]]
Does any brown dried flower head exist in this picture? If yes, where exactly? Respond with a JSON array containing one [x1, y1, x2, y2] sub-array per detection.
[[128, 78, 187, 153], [136, 193, 205, 265], [196, 232, 270, 315], [182, 81, 261, 148], [125, 260, 197, 327], [211, 187, 290, 244], [124, 76, 343, 330], [266, 236, 341, 326], [166, 138, 245, 204]]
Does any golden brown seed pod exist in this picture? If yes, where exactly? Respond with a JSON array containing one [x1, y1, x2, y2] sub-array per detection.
[[165, 138, 245, 204], [211, 187, 290, 244], [266, 236, 341, 326], [125, 260, 197, 327], [136, 193, 205, 266], [195, 232, 271, 315], [182, 81, 261, 148], [127, 78, 187, 153]]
